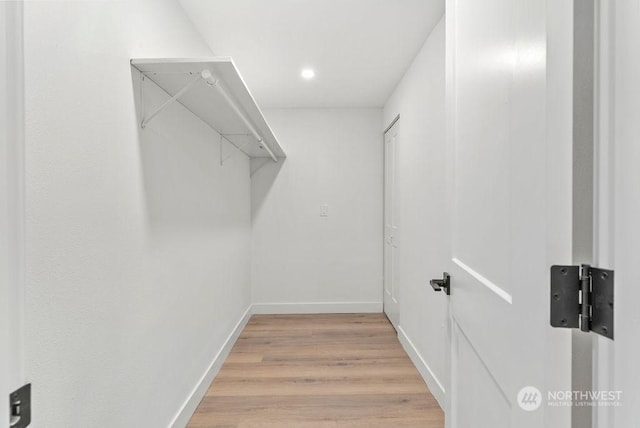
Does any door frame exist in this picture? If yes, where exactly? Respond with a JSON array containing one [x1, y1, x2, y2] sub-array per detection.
[[592, 0, 615, 426], [1, 1, 26, 424], [383, 115, 400, 329]]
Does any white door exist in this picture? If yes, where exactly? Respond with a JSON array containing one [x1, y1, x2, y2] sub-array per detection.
[[1, 1, 26, 426], [445, 0, 573, 426], [383, 119, 400, 329], [593, 1, 640, 426]]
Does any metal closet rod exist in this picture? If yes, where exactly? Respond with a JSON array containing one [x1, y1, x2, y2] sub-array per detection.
[[201, 69, 278, 163]]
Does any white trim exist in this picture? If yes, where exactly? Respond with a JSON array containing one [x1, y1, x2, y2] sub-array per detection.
[[1, 1, 25, 406], [251, 301, 383, 314], [170, 305, 253, 428], [397, 326, 446, 410], [592, 1, 615, 427], [451, 258, 512, 304]]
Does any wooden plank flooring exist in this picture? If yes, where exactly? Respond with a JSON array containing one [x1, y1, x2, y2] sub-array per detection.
[[187, 314, 444, 427]]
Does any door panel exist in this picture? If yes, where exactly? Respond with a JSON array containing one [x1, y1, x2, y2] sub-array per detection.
[[446, 0, 573, 426], [453, 324, 510, 428], [384, 120, 399, 329], [452, 0, 511, 292]]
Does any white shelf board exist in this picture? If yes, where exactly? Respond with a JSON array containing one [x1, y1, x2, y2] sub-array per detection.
[[131, 57, 285, 160]]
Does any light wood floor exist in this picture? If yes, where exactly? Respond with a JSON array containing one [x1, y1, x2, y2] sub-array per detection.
[[187, 313, 445, 428]]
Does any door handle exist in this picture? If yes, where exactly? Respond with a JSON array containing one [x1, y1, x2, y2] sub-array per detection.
[[430, 272, 451, 295]]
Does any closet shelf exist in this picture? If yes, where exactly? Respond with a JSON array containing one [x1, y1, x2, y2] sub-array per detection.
[[131, 57, 285, 162]]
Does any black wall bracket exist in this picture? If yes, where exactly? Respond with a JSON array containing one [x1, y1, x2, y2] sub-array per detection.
[[550, 265, 614, 340]]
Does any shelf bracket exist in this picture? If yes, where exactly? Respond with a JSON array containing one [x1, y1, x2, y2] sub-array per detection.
[[141, 75, 202, 128], [201, 70, 278, 163]]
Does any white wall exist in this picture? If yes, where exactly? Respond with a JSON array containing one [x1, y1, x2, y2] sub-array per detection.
[[251, 109, 383, 313], [383, 17, 448, 405], [23, 1, 252, 426]]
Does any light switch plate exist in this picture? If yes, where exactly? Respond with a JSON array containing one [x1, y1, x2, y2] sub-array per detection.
[[320, 204, 329, 217]]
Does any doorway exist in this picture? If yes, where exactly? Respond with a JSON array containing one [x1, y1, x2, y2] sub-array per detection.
[[383, 116, 400, 330]]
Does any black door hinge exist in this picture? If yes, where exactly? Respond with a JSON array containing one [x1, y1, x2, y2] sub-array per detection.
[[550, 265, 614, 340], [9, 383, 31, 428]]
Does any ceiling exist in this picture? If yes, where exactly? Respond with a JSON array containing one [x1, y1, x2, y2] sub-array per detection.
[[178, 0, 445, 108]]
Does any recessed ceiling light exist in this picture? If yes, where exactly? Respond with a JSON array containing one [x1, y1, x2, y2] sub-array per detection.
[[301, 68, 315, 80]]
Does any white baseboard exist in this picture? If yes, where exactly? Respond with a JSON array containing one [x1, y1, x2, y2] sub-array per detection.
[[397, 326, 446, 409], [170, 305, 253, 428], [251, 301, 383, 314]]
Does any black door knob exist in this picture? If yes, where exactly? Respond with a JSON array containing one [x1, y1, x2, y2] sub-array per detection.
[[430, 272, 451, 295]]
